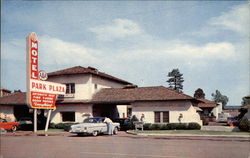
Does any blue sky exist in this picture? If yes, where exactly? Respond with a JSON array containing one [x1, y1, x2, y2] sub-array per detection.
[[1, 1, 249, 105]]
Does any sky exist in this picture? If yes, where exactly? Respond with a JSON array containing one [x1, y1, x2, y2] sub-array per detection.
[[1, 1, 249, 105]]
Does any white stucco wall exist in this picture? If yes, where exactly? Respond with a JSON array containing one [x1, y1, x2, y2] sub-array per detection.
[[0, 105, 15, 122], [47, 74, 92, 100], [92, 75, 126, 90], [117, 105, 128, 118], [211, 102, 223, 120], [47, 74, 127, 101], [49, 104, 92, 123], [131, 101, 202, 125]]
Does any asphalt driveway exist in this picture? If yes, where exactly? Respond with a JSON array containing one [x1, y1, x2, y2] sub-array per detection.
[[1, 131, 249, 158]]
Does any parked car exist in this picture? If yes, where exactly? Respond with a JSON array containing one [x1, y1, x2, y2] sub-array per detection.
[[69, 117, 120, 136], [18, 117, 33, 130], [218, 113, 231, 123], [18, 117, 45, 130], [0, 119, 19, 132], [227, 117, 239, 126], [113, 118, 132, 131]]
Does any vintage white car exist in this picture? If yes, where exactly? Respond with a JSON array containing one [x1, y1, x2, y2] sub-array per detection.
[[69, 117, 120, 136]]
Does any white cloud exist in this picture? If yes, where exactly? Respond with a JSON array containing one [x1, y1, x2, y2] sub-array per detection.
[[39, 36, 100, 66], [209, 4, 249, 35], [89, 18, 142, 41], [1, 39, 25, 61], [121, 41, 236, 62]]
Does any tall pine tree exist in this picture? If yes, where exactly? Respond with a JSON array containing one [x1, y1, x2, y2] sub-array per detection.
[[167, 69, 184, 93]]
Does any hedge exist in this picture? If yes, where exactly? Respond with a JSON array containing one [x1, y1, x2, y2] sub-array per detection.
[[238, 117, 250, 132], [49, 123, 78, 131], [142, 122, 201, 130], [50, 122, 201, 131]]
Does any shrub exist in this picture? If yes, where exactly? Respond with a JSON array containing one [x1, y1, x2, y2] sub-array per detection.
[[167, 123, 180, 130], [201, 116, 209, 125], [130, 115, 139, 129], [131, 115, 139, 122], [161, 124, 169, 130], [55, 123, 65, 129], [151, 123, 162, 130], [53, 123, 78, 131], [141, 122, 201, 130], [238, 117, 250, 132], [176, 123, 188, 130], [143, 123, 152, 130], [187, 122, 201, 130], [49, 123, 56, 129]]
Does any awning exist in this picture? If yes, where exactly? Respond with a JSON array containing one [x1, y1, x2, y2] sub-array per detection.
[[194, 106, 203, 111]]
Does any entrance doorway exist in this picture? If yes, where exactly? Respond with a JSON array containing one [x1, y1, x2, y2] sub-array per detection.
[[92, 104, 119, 119]]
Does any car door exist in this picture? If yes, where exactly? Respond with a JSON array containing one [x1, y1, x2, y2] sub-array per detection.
[[99, 119, 108, 133]]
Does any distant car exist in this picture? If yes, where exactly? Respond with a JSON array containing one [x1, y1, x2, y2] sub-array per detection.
[[18, 117, 45, 130], [227, 117, 239, 126], [0, 119, 19, 132], [218, 113, 231, 123], [113, 118, 131, 131], [18, 117, 33, 130], [218, 117, 228, 123], [69, 117, 120, 136]]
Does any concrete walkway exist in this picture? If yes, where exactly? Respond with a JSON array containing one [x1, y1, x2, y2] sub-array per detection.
[[201, 126, 240, 132], [126, 131, 250, 138]]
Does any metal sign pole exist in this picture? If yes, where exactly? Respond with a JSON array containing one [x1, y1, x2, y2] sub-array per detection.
[[34, 109, 37, 133], [45, 109, 52, 136]]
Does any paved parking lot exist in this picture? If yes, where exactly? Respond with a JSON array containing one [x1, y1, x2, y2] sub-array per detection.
[[1, 131, 249, 158]]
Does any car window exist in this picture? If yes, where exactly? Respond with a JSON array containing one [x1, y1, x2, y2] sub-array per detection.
[[1, 119, 7, 123], [83, 118, 97, 123]]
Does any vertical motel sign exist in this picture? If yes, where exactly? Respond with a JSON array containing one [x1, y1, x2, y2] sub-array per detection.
[[26, 32, 66, 110]]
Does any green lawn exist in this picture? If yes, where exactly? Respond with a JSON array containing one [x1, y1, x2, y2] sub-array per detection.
[[128, 130, 250, 136], [37, 129, 65, 133]]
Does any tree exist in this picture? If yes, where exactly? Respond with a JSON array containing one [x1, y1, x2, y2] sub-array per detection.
[[241, 96, 250, 106], [14, 89, 22, 93], [167, 69, 184, 93], [211, 90, 229, 109], [194, 88, 205, 99]]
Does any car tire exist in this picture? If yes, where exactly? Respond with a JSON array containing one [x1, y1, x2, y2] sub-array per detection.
[[92, 131, 98, 137], [113, 127, 118, 135], [11, 125, 17, 132], [77, 133, 84, 136]]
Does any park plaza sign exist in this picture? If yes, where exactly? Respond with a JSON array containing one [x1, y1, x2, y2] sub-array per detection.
[[26, 32, 66, 110]]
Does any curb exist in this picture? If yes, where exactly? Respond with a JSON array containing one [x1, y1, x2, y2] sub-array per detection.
[[1, 131, 69, 137], [126, 131, 250, 138]]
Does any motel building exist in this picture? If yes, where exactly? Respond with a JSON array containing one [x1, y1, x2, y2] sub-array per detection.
[[0, 66, 203, 125]]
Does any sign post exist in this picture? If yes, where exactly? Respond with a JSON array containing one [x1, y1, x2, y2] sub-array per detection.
[[26, 32, 66, 135], [45, 109, 52, 136], [34, 109, 37, 133]]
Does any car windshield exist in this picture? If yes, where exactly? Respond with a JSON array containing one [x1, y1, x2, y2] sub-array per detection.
[[83, 118, 103, 123], [0, 119, 7, 123], [19, 117, 32, 121]]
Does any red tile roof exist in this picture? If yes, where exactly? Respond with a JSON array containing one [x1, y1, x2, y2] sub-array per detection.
[[196, 98, 217, 108], [0, 92, 26, 105], [48, 66, 132, 85], [0, 92, 89, 105], [0, 86, 199, 106], [92, 86, 196, 103]]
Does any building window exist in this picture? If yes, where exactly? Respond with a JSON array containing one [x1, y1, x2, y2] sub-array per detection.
[[127, 108, 132, 118], [61, 112, 75, 122], [65, 83, 75, 94], [155, 112, 161, 123], [154, 111, 169, 123]]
